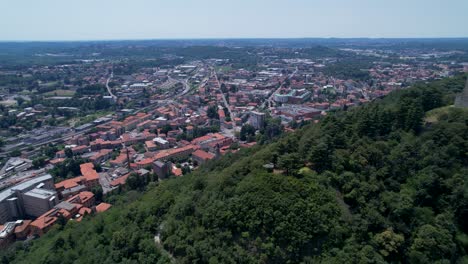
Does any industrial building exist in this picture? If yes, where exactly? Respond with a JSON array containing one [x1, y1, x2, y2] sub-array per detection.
[[0, 174, 57, 224]]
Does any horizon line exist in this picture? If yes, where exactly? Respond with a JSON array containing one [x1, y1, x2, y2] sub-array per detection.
[[1, 36, 468, 43]]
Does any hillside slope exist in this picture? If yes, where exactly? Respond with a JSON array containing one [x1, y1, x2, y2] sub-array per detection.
[[2, 75, 468, 264]]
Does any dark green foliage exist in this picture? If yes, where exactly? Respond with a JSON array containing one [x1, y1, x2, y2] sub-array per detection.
[[240, 124, 256, 141], [32, 156, 47, 168], [92, 186, 104, 203], [49, 158, 86, 182], [9, 149, 21, 157], [323, 62, 371, 81], [257, 116, 283, 144], [206, 105, 219, 119], [126, 172, 151, 191], [64, 148, 73, 159], [177, 125, 220, 141], [75, 84, 108, 96]]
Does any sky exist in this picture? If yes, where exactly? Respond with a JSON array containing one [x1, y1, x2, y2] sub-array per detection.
[[1, 0, 468, 41]]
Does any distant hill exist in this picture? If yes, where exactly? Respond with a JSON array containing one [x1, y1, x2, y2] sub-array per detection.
[[2, 38, 468, 67], [2, 74, 467, 263]]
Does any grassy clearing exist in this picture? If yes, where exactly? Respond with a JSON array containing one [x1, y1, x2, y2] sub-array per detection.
[[70, 110, 112, 127], [43, 89, 76, 97], [215, 65, 232, 73], [424, 105, 468, 123]]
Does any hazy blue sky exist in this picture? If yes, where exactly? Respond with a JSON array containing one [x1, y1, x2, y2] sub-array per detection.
[[1, 0, 468, 40]]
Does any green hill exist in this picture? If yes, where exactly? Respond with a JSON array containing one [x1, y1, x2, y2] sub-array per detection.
[[2, 75, 468, 264]]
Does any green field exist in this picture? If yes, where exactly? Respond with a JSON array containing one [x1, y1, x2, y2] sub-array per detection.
[[215, 65, 233, 73], [39, 81, 59, 87], [70, 110, 112, 127], [425, 105, 468, 123], [43, 89, 76, 97]]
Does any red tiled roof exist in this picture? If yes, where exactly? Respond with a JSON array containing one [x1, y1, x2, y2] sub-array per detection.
[[110, 173, 130, 187], [14, 220, 32, 233], [153, 145, 197, 160], [193, 149, 215, 161], [80, 163, 99, 182], [172, 166, 182, 177], [136, 157, 155, 167], [145, 140, 156, 148], [55, 176, 85, 189], [76, 207, 92, 222], [50, 158, 65, 165], [90, 149, 112, 160], [72, 145, 88, 152], [66, 191, 94, 205], [96, 203, 112, 213], [110, 153, 128, 165], [218, 109, 225, 118]]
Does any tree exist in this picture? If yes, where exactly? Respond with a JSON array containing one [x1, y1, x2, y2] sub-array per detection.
[[207, 105, 219, 119], [409, 224, 456, 262], [220, 83, 228, 93], [92, 186, 104, 203], [9, 149, 21, 157], [240, 124, 255, 141], [94, 163, 103, 172], [373, 229, 405, 260], [308, 138, 333, 173], [65, 148, 73, 159], [15, 97, 25, 107], [126, 173, 147, 190], [181, 165, 191, 175], [160, 124, 173, 135], [277, 153, 302, 175], [56, 214, 67, 229], [32, 156, 47, 169], [230, 84, 238, 93]]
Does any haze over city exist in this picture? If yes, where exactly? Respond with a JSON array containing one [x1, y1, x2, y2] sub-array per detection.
[[2, 0, 468, 41]]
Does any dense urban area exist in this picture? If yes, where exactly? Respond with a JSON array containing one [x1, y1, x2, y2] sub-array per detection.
[[0, 38, 467, 263]]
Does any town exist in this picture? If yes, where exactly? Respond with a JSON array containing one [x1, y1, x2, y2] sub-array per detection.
[[0, 40, 467, 247]]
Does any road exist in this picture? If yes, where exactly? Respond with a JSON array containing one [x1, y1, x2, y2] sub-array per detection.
[[212, 68, 234, 119], [0, 67, 203, 158], [168, 65, 203, 98], [154, 233, 176, 263], [211, 67, 239, 136], [105, 71, 117, 100], [264, 67, 299, 109]]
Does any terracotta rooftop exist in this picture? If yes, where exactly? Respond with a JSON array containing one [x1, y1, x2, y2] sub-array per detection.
[[55, 176, 85, 190], [80, 163, 99, 181], [110, 173, 130, 187], [193, 149, 215, 161], [96, 203, 112, 213]]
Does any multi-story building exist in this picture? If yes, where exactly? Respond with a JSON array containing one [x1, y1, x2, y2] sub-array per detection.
[[0, 174, 56, 224], [21, 188, 58, 218], [54, 163, 100, 199], [153, 160, 171, 179], [248, 111, 265, 130], [192, 149, 215, 165], [30, 191, 95, 236]]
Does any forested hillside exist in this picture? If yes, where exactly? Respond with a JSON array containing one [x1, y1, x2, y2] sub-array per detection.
[[2, 75, 468, 264]]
